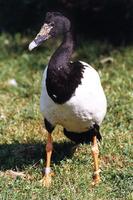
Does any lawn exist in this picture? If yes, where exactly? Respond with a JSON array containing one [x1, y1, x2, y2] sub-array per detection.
[[0, 33, 133, 200]]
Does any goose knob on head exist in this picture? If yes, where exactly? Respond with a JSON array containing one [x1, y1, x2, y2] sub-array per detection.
[[29, 12, 107, 187]]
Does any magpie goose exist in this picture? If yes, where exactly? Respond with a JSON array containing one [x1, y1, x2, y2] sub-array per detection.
[[29, 12, 107, 187]]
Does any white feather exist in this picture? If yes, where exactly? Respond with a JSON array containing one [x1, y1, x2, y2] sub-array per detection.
[[40, 61, 107, 133]]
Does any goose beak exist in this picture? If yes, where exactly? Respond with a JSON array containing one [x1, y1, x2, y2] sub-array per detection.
[[28, 40, 38, 51], [28, 35, 48, 51], [28, 23, 53, 51]]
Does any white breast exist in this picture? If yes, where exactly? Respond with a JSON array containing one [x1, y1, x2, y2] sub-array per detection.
[[40, 61, 107, 133]]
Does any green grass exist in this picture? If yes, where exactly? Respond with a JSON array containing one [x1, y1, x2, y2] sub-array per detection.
[[0, 33, 133, 200]]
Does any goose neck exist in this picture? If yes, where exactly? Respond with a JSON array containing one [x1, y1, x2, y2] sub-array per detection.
[[49, 31, 74, 69]]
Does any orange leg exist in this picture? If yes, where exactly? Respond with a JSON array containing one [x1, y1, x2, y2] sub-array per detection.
[[40, 133, 54, 187], [91, 135, 101, 185]]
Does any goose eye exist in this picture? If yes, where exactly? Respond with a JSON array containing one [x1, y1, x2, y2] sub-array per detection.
[[50, 22, 54, 26]]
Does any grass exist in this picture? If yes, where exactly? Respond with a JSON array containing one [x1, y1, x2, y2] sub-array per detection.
[[0, 33, 133, 200]]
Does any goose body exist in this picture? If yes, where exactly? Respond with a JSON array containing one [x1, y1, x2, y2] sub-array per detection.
[[40, 61, 107, 133], [29, 12, 107, 186]]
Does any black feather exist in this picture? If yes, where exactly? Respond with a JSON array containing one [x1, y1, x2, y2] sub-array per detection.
[[64, 124, 102, 144]]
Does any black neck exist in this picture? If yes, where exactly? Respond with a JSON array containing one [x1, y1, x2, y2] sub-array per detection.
[[48, 31, 74, 69], [46, 30, 83, 104]]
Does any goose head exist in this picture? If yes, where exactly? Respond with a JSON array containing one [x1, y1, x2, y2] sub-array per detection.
[[29, 12, 71, 51]]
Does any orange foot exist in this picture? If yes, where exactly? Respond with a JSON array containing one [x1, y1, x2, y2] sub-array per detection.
[[40, 172, 54, 187], [92, 174, 101, 186]]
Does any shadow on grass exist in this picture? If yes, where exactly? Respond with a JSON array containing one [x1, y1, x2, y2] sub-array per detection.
[[0, 141, 76, 171]]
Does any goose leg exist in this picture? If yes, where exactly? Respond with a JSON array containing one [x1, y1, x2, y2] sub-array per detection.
[[40, 133, 54, 187], [91, 135, 101, 185]]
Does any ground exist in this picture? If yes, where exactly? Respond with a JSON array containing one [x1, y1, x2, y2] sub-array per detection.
[[0, 34, 132, 200]]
